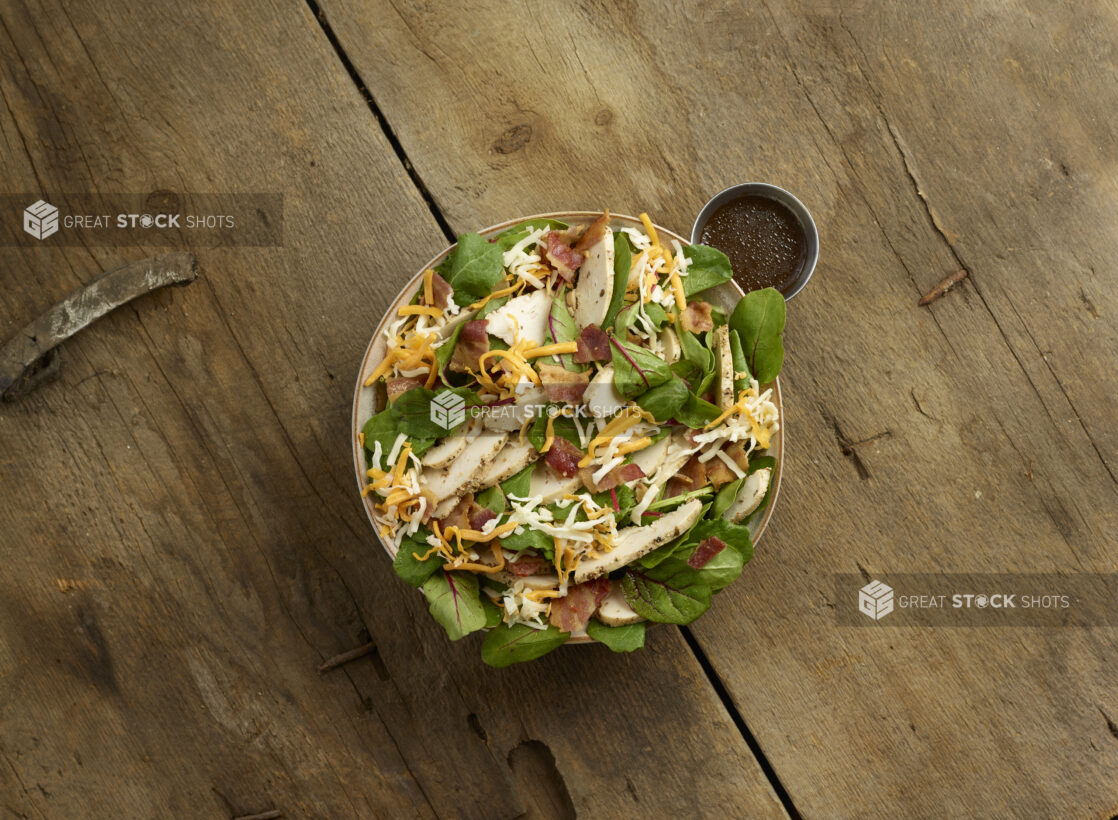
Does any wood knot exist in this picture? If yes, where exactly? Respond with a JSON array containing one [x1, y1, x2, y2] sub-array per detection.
[[492, 124, 532, 154], [594, 108, 613, 126]]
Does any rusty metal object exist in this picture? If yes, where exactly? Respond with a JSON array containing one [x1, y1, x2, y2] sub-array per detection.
[[0, 252, 198, 400]]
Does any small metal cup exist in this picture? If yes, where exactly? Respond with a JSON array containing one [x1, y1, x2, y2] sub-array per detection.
[[691, 182, 819, 300]]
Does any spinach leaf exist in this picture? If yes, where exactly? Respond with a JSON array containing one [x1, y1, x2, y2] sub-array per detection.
[[392, 533, 442, 587], [690, 543, 745, 590], [610, 338, 672, 398], [644, 302, 670, 329], [362, 409, 405, 468], [390, 386, 476, 439], [711, 477, 744, 519], [528, 411, 582, 452], [476, 294, 508, 319], [728, 287, 785, 383], [635, 377, 689, 422], [446, 232, 505, 305], [436, 320, 465, 379], [621, 558, 712, 624], [673, 330, 715, 388], [545, 296, 584, 371], [687, 517, 755, 561], [602, 231, 632, 330], [681, 244, 733, 296], [493, 218, 568, 252], [674, 393, 722, 428], [499, 526, 554, 557], [591, 485, 636, 520], [481, 623, 570, 667], [481, 595, 504, 628], [728, 328, 750, 393], [475, 485, 506, 515], [500, 462, 536, 497], [421, 572, 487, 640], [586, 620, 646, 652]]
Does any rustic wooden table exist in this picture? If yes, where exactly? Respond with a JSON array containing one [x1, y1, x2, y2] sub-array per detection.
[[1, 1, 1115, 817]]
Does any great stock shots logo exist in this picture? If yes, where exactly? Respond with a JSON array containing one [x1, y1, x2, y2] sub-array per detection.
[[429, 390, 466, 430], [23, 200, 59, 240], [859, 580, 894, 621]]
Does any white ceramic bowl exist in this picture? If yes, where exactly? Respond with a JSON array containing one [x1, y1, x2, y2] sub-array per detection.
[[351, 212, 783, 640]]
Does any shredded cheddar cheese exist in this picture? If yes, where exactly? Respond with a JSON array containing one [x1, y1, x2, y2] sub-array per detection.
[[398, 304, 443, 318], [524, 342, 578, 358], [423, 268, 434, 305]]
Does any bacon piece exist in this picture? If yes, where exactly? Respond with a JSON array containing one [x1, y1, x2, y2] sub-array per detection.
[[438, 494, 473, 531], [725, 442, 750, 472], [544, 231, 584, 281], [508, 554, 551, 577], [688, 537, 728, 569], [573, 211, 610, 254], [429, 271, 453, 310], [706, 455, 737, 490], [386, 376, 425, 402], [580, 462, 645, 493], [548, 577, 611, 632], [544, 436, 583, 478], [468, 505, 496, 531], [451, 319, 489, 370], [538, 362, 590, 404], [573, 324, 611, 363], [666, 455, 706, 498], [680, 301, 714, 333]]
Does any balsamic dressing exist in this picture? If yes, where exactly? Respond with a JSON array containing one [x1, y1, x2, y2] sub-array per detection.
[[699, 195, 806, 295]]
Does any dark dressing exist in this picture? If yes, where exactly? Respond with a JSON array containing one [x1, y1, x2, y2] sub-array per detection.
[[699, 195, 806, 295]]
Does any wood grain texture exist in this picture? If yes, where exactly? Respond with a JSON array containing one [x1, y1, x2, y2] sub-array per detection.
[[0, 0, 786, 817], [318, 0, 1118, 816]]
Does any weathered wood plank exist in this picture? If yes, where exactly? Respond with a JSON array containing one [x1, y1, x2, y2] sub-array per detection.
[[319, 0, 1118, 815], [0, 0, 786, 817]]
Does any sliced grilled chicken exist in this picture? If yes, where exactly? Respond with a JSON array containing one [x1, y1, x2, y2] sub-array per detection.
[[584, 364, 627, 418], [596, 583, 644, 626], [571, 226, 614, 328], [715, 324, 734, 410], [420, 425, 473, 469], [419, 434, 507, 503], [573, 499, 702, 583], [723, 467, 771, 523], [629, 435, 670, 476], [485, 289, 551, 346], [528, 467, 582, 504], [484, 384, 547, 432], [660, 326, 681, 364], [477, 439, 541, 489]]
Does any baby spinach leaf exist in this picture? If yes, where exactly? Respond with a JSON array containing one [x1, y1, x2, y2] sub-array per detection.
[[636, 377, 689, 422], [610, 338, 672, 398], [644, 302, 670, 329], [711, 477, 744, 519], [390, 386, 477, 438], [421, 571, 487, 640], [500, 526, 554, 558], [436, 321, 465, 379], [481, 596, 504, 629], [621, 558, 712, 624], [475, 485, 506, 515], [392, 534, 442, 587], [481, 623, 570, 667], [681, 244, 733, 296], [528, 411, 582, 452], [493, 218, 569, 252], [500, 462, 536, 498], [476, 294, 508, 319], [728, 287, 785, 383], [602, 231, 632, 330], [446, 232, 505, 305], [586, 620, 646, 652], [728, 328, 750, 393], [674, 393, 722, 428], [545, 296, 584, 371], [690, 543, 745, 591], [687, 518, 755, 562]]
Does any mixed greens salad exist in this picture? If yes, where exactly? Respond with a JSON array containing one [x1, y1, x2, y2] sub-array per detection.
[[359, 212, 784, 666]]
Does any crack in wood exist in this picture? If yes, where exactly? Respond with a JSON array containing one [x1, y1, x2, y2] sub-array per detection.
[[506, 740, 576, 820]]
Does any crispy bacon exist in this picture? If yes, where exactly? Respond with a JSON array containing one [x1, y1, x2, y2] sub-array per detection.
[[580, 461, 645, 493], [549, 577, 610, 632], [573, 211, 610, 254], [387, 376, 425, 402], [468, 505, 496, 531], [680, 301, 714, 333], [544, 231, 584, 281], [508, 554, 551, 577], [429, 271, 453, 310], [706, 454, 737, 490], [666, 455, 706, 498], [725, 442, 750, 472], [544, 436, 583, 478], [573, 324, 611, 363], [538, 362, 590, 404], [451, 319, 489, 370], [688, 537, 728, 568], [438, 494, 473, 531]]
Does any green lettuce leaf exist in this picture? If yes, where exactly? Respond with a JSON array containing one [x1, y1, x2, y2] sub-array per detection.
[[421, 572, 487, 640], [445, 232, 505, 305], [493, 219, 568, 252], [481, 623, 569, 667], [728, 287, 785, 383], [681, 244, 733, 296], [621, 558, 712, 624], [586, 620, 646, 652], [610, 338, 672, 398], [392, 533, 442, 587]]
